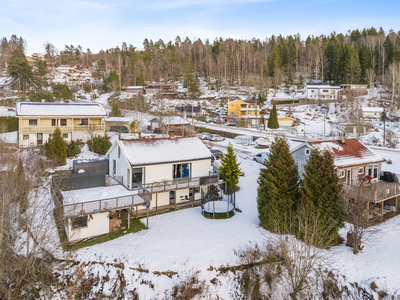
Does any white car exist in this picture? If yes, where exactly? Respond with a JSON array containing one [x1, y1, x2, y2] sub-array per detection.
[[197, 132, 211, 140], [209, 134, 225, 142], [253, 152, 269, 164]]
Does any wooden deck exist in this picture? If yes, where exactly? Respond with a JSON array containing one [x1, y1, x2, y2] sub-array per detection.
[[343, 181, 400, 203]]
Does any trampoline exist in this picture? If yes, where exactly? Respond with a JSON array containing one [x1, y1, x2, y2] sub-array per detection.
[[202, 200, 235, 214]]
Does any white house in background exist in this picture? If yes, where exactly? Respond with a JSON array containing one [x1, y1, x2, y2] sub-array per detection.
[[362, 107, 384, 119], [125, 86, 144, 95], [305, 83, 341, 101], [56, 65, 76, 74], [16, 102, 108, 147], [107, 137, 217, 209]]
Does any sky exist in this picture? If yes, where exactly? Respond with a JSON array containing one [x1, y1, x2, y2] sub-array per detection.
[[2, 0, 400, 54]]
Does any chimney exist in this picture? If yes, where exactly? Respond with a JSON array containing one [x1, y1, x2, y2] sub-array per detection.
[[341, 133, 346, 144], [41, 99, 45, 103]]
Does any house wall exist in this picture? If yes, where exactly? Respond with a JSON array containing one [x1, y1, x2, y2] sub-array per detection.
[[291, 144, 312, 179], [67, 212, 109, 242], [305, 87, 339, 101], [227, 100, 260, 117], [363, 111, 382, 118], [108, 142, 132, 188]]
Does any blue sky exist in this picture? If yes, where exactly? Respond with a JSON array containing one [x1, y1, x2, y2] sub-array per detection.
[[2, 0, 400, 54]]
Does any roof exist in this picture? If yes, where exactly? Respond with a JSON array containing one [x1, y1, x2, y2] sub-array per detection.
[[16, 102, 108, 117], [362, 107, 384, 112], [176, 106, 201, 113], [278, 117, 294, 121], [227, 99, 258, 105], [306, 82, 340, 89], [308, 139, 385, 168], [164, 116, 190, 125], [115, 137, 212, 166], [126, 86, 144, 90], [105, 117, 134, 123]]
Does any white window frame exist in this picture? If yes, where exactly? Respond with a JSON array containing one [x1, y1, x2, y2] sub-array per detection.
[[358, 167, 364, 174], [305, 148, 310, 155], [338, 170, 345, 178]]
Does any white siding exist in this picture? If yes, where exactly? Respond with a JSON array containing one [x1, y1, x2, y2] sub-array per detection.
[[67, 212, 109, 242]]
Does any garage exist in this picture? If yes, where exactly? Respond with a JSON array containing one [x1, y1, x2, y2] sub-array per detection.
[[278, 117, 294, 127]]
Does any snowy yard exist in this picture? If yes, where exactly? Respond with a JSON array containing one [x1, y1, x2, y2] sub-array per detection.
[[72, 140, 400, 297]]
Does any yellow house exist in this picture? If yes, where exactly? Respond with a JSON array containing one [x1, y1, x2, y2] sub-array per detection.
[[227, 100, 261, 118], [16, 102, 108, 148], [278, 117, 294, 127]]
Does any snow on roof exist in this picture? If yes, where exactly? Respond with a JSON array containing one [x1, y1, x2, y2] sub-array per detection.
[[126, 86, 144, 89], [306, 83, 340, 89], [362, 107, 384, 112], [118, 137, 212, 166], [105, 117, 134, 123], [163, 116, 190, 125], [309, 139, 385, 168], [16, 102, 108, 117]]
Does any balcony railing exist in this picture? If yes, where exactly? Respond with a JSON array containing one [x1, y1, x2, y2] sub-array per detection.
[[140, 174, 219, 194], [20, 125, 105, 134], [343, 181, 400, 202]]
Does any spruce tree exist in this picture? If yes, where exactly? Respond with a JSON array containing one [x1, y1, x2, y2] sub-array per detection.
[[267, 104, 279, 129], [299, 149, 345, 246], [219, 143, 241, 190], [257, 136, 298, 233], [44, 127, 67, 165]]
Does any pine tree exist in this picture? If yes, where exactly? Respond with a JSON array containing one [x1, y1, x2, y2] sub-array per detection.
[[257, 137, 299, 233], [44, 127, 67, 165], [267, 104, 279, 129], [298, 149, 345, 246], [219, 143, 241, 190]]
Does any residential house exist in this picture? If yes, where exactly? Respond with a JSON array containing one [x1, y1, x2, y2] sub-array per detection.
[[176, 105, 201, 118], [125, 86, 144, 95], [16, 102, 107, 147], [341, 84, 368, 97], [362, 107, 383, 119], [305, 83, 341, 101], [56, 65, 76, 74], [67, 72, 92, 81], [105, 117, 139, 133], [53, 136, 218, 243], [291, 137, 400, 218], [278, 117, 294, 127], [227, 99, 261, 126], [145, 83, 178, 98]]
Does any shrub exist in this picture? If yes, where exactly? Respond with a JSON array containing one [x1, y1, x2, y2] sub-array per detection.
[[29, 91, 54, 102], [67, 140, 83, 158], [87, 135, 111, 155], [196, 127, 212, 134], [0, 116, 18, 132]]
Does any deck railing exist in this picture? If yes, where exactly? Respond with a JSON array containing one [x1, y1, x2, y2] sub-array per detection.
[[343, 181, 400, 202], [20, 125, 105, 134], [140, 174, 219, 194]]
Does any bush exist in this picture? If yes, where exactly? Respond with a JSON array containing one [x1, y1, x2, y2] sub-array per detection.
[[87, 135, 111, 155], [67, 140, 83, 158], [197, 116, 206, 122], [0, 116, 18, 132], [196, 127, 212, 134], [29, 91, 54, 102]]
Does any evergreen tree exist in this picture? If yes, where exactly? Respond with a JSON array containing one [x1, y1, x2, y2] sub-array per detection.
[[298, 149, 345, 246], [7, 48, 33, 92], [267, 104, 279, 129], [110, 101, 123, 117], [219, 143, 241, 190], [53, 83, 73, 100], [257, 137, 299, 233], [44, 127, 67, 165]]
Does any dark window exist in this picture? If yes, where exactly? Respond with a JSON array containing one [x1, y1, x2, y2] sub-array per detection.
[[118, 146, 121, 158], [29, 119, 38, 126], [173, 163, 190, 179], [72, 216, 88, 229], [81, 118, 88, 125], [195, 187, 200, 193], [51, 119, 56, 126], [169, 191, 175, 200], [63, 134, 68, 138], [60, 119, 67, 126]]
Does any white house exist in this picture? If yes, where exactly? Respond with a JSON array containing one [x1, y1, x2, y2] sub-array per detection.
[[362, 107, 383, 119], [107, 137, 217, 209], [305, 83, 341, 101]]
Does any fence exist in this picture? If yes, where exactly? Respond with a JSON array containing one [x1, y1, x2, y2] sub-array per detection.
[[58, 171, 106, 191], [73, 158, 109, 174]]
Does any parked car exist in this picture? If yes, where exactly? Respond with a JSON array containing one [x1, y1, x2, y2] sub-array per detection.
[[197, 132, 211, 140], [209, 134, 225, 142], [253, 152, 269, 164], [205, 119, 218, 124], [255, 137, 272, 148], [225, 122, 237, 126], [210, 149, 224, 160]]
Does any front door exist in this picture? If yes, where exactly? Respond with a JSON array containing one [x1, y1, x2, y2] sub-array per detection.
[[37, 133, 43, 146], [169, 191, 175, 205], [132, 168, 143, 188], [347, 169, 351, 185]]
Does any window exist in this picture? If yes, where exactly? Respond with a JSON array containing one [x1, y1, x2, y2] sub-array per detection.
[[230, 111, 235, 115], [80, 118, 88, 125], [118, 146, 121, 158], [63, 134, 68, 139], [72, 216, 88, 229], [373, 165, 378, 178], [231, 104, 234, 108], [310, 90, 314, 93], [173, 163, 191, 179], [358, 167, 364, 174], [322, 89, 328, 93], [23, 135, 29, 140], [305, 149, 310, 155], [338, 170, 345, 178], [29, 119, 38, 126], [51, 119, 56, 126], [169, 191, 175, 200], [113, 159, 116, 175], [60, 119, 67, 126], [194, 187, 200, 193]]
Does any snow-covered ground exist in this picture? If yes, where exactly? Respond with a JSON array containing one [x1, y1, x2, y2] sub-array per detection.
[[0, 130, 17, 143], [72, 138, 400, 298]]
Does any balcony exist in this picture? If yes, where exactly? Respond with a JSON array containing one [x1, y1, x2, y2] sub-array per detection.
[[20, 124, 105, 134], [343, 180, 400, 203]]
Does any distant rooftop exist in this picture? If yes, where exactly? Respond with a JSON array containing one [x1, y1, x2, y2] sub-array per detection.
[[306, 82, 340, 88], [16, 102, 108, 117]]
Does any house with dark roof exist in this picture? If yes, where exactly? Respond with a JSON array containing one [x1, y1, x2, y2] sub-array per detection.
[[291, 136, 400, 218]]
